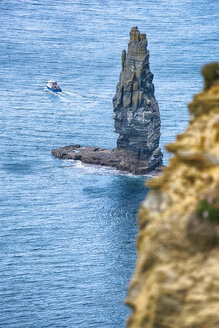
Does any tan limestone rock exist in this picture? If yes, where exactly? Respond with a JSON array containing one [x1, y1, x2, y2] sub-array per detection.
[[126, 63, 219, 328]]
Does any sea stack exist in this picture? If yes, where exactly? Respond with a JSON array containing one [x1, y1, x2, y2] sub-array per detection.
[[52, 27, 162, 174], [113, 27, 162, 163], [113, 27, 162, 166]]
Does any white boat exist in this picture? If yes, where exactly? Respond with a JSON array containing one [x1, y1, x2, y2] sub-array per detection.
[[46, 81, 62, 92]]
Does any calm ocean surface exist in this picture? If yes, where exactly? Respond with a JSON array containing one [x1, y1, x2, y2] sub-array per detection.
[[0, 1, 218, 327]]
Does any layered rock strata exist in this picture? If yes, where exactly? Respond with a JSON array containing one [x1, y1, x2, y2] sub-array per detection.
[[126, 63, 219, 328], [52, 27, 162, 174], [113, 27, 162, 162]]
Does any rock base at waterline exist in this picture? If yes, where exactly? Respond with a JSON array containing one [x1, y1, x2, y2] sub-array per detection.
[[52, 145, 162, 175]]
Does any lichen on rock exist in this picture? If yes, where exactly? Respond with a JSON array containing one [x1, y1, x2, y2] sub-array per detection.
[[126, 63, 219, 328]]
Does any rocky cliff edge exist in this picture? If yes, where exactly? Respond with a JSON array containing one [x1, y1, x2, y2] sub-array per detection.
[[126, 62, 219, 328]]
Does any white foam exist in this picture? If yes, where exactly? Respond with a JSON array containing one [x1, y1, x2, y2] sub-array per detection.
[[60, 159, 150, 177], [63, 91, 85, 99]]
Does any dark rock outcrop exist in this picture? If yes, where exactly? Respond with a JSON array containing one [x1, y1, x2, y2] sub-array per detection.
[[52, 145, 162, 175], [52, 27, 162, 175], [113, 27, 162, 163]]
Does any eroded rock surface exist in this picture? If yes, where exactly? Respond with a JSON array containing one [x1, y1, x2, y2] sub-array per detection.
[[52, 27, 162, 175], [113, 27, 162, 163], [126, 63, 219, 327], [52, 145, 162, 175]]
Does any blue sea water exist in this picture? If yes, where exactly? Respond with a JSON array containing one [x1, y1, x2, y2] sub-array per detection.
[[0, 0, 218, 327]]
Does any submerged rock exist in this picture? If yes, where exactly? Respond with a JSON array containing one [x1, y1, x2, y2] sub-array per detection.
[[52, 27, 162, 174], [126, 63, 219, 327]]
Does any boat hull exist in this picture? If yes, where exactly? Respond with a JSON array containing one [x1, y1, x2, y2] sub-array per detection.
[[46, 85, 62, 92]]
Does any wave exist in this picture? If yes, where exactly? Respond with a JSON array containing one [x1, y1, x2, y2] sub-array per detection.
[[60, 159, 151, 177]]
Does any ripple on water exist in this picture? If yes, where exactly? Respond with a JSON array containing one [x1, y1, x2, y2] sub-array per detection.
[[0, 0, 218, 327]]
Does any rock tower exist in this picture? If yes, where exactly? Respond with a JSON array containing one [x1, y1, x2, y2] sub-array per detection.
[[113, 27, 162, 163], [52, 27, 162, 174]]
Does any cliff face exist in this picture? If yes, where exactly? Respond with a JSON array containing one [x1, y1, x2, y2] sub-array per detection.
[[113, 27, 162, 164], [126, 63, 219, 328]]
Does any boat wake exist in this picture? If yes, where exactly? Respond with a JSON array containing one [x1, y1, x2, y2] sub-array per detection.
[[45, 87, 96, 104], [63, 91, 87, 99]]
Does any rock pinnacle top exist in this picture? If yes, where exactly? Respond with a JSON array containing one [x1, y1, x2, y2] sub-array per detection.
[[129, 26, 147, 43]]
